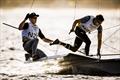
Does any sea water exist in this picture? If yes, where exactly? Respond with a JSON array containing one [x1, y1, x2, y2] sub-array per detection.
[[0, 8, 120, 80]]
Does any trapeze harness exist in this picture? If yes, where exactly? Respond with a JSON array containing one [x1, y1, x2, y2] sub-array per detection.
[[22, 23, 40, 45], [77, 16, 100, 33]]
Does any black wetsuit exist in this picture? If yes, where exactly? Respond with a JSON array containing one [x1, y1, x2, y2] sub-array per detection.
[[63, 16, 102, 55]]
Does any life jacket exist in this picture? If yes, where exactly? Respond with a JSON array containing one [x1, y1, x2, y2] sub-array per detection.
[[79, 16, 100, 33], [22, 22, 39, 40]]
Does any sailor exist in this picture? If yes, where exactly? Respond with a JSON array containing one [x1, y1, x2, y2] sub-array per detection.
[[19, 12, 53, 61], [50, 14, 104, 57]]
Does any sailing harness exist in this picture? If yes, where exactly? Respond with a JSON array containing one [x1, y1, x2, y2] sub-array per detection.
[[77, 16, 101, 33]]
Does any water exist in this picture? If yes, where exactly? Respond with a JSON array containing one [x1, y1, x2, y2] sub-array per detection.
[[0, 8, 120, 79]]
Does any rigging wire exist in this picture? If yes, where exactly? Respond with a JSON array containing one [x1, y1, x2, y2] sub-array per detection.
[[90, 0, 102, 54], [97, 0, 101, 13], [103, 24, 120, 30], [29, 0, 35, 12], [92, 24, 120, 34], [63, 0, 120, 55], [73, 0, 77, 20], [63, 23, 120, 42], [28, 0, 56, 53], [101, 0, 120, 52], [27, 0, 120, 55], [53, 0, 78, 55], [68, 0, 78, 43], [102, 28, 120, 51], [103, 43, 120, 52], [27, 0, 60, 55], [103, 27, 120, 43], [85, 0, 119, 54]]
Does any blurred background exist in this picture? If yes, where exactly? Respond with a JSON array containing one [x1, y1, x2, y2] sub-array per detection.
[[0, 0, 120, 9]]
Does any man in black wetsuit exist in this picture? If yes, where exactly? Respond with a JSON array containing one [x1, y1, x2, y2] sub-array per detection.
[[50, 14, 104, 57]]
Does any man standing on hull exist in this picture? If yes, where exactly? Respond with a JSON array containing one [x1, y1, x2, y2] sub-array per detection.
[[19, 12, 53, 61], [50, 14, 104, 57]]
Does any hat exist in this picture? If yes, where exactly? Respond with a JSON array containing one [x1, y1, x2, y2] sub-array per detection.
[[96, 14, 104, 21], [29, 12, 39, 18]]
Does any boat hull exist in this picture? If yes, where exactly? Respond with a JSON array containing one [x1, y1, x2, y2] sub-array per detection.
[[58, 53, 120, 76]]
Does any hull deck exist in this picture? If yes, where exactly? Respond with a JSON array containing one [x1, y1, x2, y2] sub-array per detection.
[[58, 53, 120, 76]]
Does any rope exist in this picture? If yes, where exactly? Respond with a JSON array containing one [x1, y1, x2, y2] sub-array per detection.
[[60, 23, 120, 56], [29, 0, 35, 12], [97, 0, 101, 13], [96, 0, 120, 53], [52, 0, 78, 56], [103, 43, 120, 52], [90, 24, 120, 52], [103, 24, 120, 30], [102, 28, 120, 52], [92, 24, 120, 34], [73, 0, 77, 20], [103, 27, 120, 43]]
